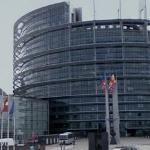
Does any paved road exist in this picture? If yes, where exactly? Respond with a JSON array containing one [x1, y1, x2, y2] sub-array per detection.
[[45, 139, 88, 150], [46, 137, 150, 150], [110, 137, 150, 150]]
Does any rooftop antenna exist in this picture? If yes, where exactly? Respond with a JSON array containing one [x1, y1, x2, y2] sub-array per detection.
[[139, 0, 147, 19], [92, 0, 96, 21], [92, 0, 96, 44], [118, 0, 122, 19], [67, 0, 71, 23]]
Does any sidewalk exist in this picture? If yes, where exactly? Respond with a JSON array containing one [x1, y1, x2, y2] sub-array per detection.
[[45, 137, 150, 150], [45, 138, 88, 150], [110, 137, 150, 150]]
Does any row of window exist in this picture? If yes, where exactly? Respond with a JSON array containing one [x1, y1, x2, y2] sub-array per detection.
[[14, 97, 49, 138], [24, 78, 150, 97], [67, 120, 150, 130], [15, 47, 150, 73], [15, 27, 150, 60], [15, 61, 150, 81], [120, 112, 150, 118], [19, 62, 149, 86], [51, 112, 150, 121], [14, 3, 69, 41], [48, 93, 150, 105]]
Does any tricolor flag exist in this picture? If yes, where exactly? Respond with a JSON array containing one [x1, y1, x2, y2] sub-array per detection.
[[109, 74, 117, 93], [1, 96, 8, 112]]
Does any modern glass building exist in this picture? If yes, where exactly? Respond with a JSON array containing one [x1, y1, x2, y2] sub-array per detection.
[[0, 94, 49, 140], [14, 96, 49, 140], [13, 2, 150, 136]]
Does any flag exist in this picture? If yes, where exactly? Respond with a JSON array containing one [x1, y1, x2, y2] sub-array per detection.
[[100, 75, 106, 93], [109, 74, 117, 93], [9, 100, 15, 115], [1, 96, 8, 112]]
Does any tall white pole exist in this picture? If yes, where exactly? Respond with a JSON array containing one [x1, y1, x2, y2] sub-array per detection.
[[1, 91, 4, 150], [7, 96, 10, 150], [112, 78, 120, 144], [1, 113, 3, 150], [105, 75, 110, 144], [7, 115, 10, 150], [13, 111, 15, 150]]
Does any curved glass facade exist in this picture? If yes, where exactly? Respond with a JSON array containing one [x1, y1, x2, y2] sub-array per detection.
[[14, 2, 150, 135]]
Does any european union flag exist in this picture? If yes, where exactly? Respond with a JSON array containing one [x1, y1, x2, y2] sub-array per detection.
[[9, 100, 15, 116]]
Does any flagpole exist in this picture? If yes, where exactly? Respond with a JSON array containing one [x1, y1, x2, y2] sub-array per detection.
[[7, 95, 10, 150], [1, 91, 4, 150], [13, 110, 15, 150], [7, 113, 10, 150], [112, 76, 120, 144], [9, 98, 15, 150], [105, 75, 110, 144], [0, 113, 3, 150]]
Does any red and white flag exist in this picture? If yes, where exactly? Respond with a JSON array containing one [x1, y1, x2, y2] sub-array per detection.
[[1, 96, 8, 112], [100, 75, 106, 93]]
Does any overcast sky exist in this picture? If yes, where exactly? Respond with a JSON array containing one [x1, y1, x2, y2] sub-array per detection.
[[0, 0, 149, 94]]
